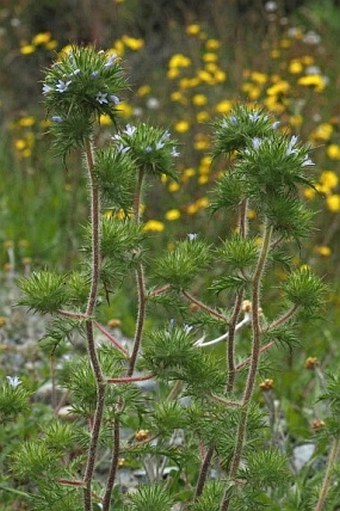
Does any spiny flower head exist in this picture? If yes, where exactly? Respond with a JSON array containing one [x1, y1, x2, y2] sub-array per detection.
[[42, 46, 127, 124], [212, 104, 276, 158], [111, 123, 179, 179]]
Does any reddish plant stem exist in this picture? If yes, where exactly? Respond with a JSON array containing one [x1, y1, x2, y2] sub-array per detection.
[[182, 289, 229, 322], [266, 304, 299, 331], [93, 320, 129, 357], [315, 437, 340, 511], [106, 374, 154, 384], [194, 199, 248, 502], [220, 223, 273, 511], [102, 417, 120, 511], [211, 394, 241, 408], [82, 139, 106, 511], [57, 309, 88, 320], [148, 284, 172, 298], [194, 445, 215, 500], [226, 291, 244, 393], [102, 167, 147, 507]]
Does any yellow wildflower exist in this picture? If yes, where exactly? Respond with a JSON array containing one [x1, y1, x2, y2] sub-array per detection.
[[311, 123, 333, 141], [266, 80, 290, 96], [197, 69, 213, 83], [117, 101, 133, 118], [289, 60, 303, 74], [205, 62, 218, 73], [18, 116, 35, 127], [250, 71, 267, 84], [46, 40, 58, 50], [196, 111, 209, 123], [198, 175, 209, 185], [304, 188, 316, 200], [187, 203, 199, 215], [32, 32, 51, 45], [202, 52, 218, 63], [121, 35, 144, 51], [137, 85, 151, 96], [192, 94, 208, 106], [326, 144, 340, 160], [242, 83, 261, 100], [167, 68, 180, 79], [214, 69, 227, 82], [143, 220, 165, 232], [259, 379, 274, 391], [301, 55, 314, 65], [196, 197, 209, 208], [99, 114, 112, 126], [300, 264, 310, 271], [0, 317, 7, 328], [205, 38, 220, 50], [315, 246, 331, 257], [20, 44, 35, 55], [15, 139, 27, 150], [168, 54, 191, 69], [297, 75, 326, 92], [165, 209, 181, 221], [107, 319, 122, 328], [290, 114, 303, 127], [215, 99, 232, 114], [21, 149, 32, 158], [182, 168, 195, 181], [194, 134, 210, 151], [170, 91, 187, 104], [112, 39, 125, 56], [264, 96, 285, 113], [174, 120, 190, 133], [247, 209, 256, 219], [326, 194, 340, 212], [168, 182, 180, 192], [319, 170, 338, 191], [179, 77, 199, 89], [186, 24, 200, 35]]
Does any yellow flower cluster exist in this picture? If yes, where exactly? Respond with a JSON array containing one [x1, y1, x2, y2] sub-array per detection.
[[20, 32, 57, 55]]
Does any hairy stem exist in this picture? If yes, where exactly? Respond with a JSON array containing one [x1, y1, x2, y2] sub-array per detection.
[[128, 168, 147, 376], [194, 445, 215, 500], [315, 437, 340, 511], [226, 291, 244, 392], [102, 417, 120, 511], [182, 289, 229, 322], [102, 167, 146, 506], [194, 199, 248, 501], [82, 139, 105, 511], [220, 223, 273, 511]]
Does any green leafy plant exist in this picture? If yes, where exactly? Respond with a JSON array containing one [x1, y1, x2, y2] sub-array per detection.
[[4, 46, 337, 511]]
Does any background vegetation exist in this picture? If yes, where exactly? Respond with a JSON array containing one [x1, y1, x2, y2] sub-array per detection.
[[0, 0, 339, 508]]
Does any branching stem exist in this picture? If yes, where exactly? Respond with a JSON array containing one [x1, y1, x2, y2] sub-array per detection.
[[315, 436, 340, 511], [220, 223, 273, 511], [82, 139, 106, 511], [182, 289, 229, 322]]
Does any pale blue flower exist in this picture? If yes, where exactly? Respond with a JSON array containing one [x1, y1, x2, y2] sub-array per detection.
[[70, 68, 80, 77], [272, 121, 280, 129], [51, 116, 63, 123], [171, 147, 180, 157], [145, 146, 152, 153], [104, 54, 117, 68], [187, 233, 198, 241], [249, 112, 261, 122], [110, 95, 120, 105], [155, 140, 165, 150], [42, 83, 53, 95], [124, 124, 137, 136], [161, 130, 171, 141], [286, 135, 298, 155], [116, 143, 130, 154], [252, 137, 263, 150], [6, 376, 22, 388], [302, 155, 315, 167], [96, 92, 109, 104], [55, 79, 72, 93], [91, 71, 99, 78]]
